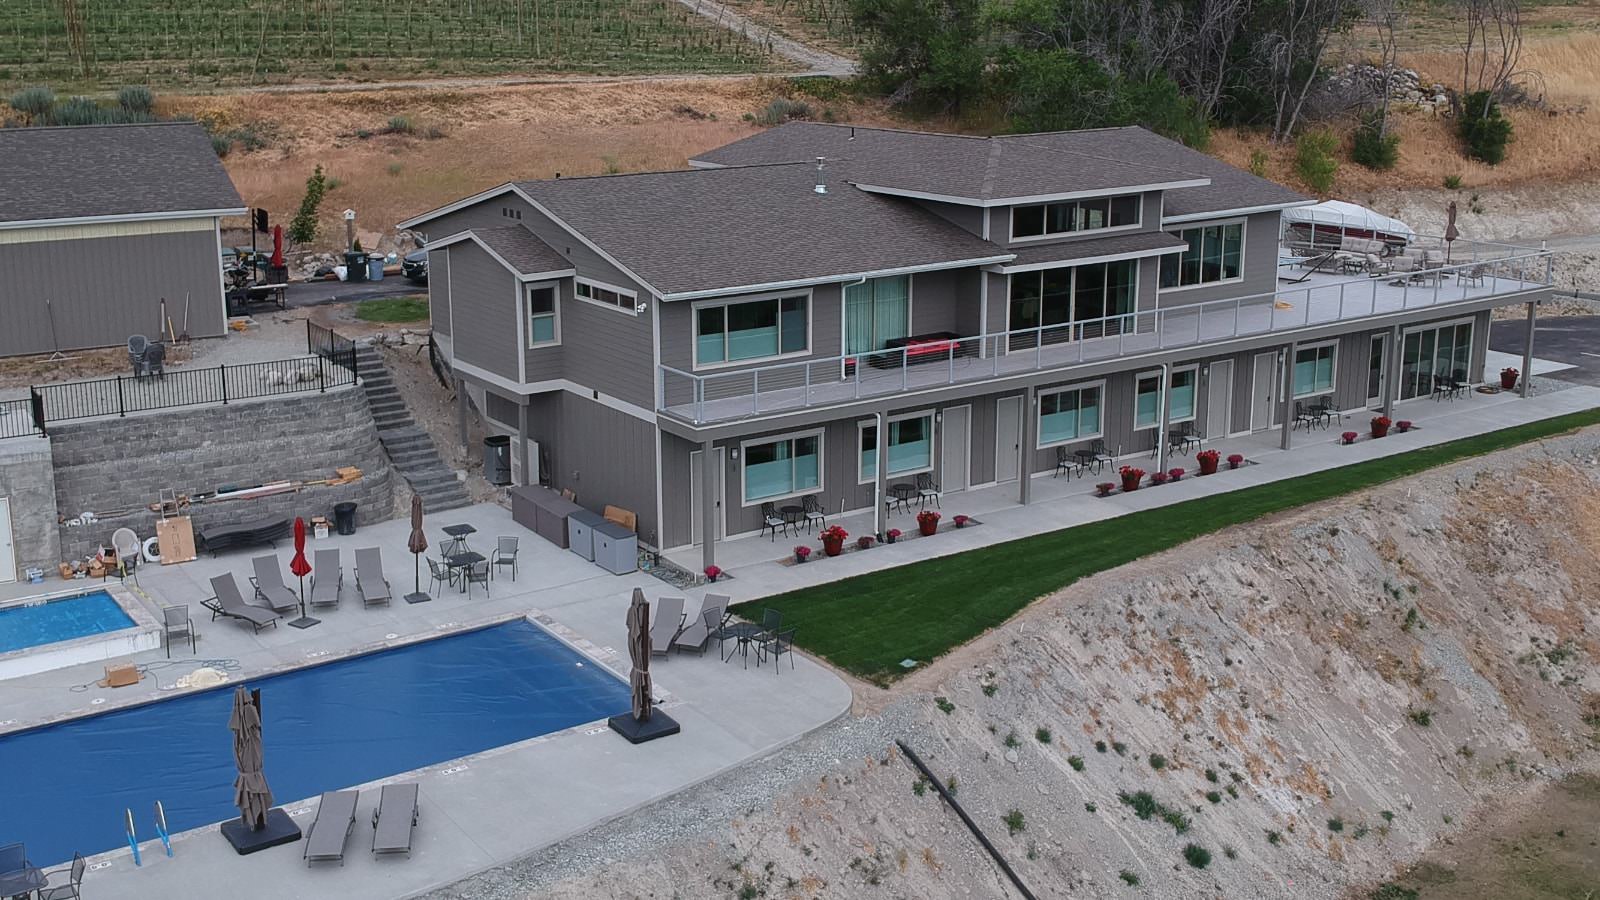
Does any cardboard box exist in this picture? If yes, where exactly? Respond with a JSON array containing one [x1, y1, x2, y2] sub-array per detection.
[[104, 664, 140, 687]]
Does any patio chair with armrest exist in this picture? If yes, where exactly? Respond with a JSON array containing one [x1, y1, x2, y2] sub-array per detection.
[[1312, 394, 1341, 427], [248, 555, 300, 613], [1088, 438, 1116, 474], [425, 557, 453, 595], [801, 494, 827, 532], [490, 536, 519, 581], [1292, 400, 1319, 432], [915, 472, 942, 509], [463, 560, 491, 599], [111, 528, 141, 580], [673, 594, 730, 655], [127, 335, 148, 377], [1430, 373, 1454, 402], [1053, 447, 1073, 478], [1462, 263, 1488, 287], [36, 852, 85, 900], [0, 841, 29, 877], [756, 628, 797, 672], [1169, 422, 1201, 455], [162, 605, 195, 658], [204, 574, 280, 632], [143, 342, 166, 379], [759, 502, 787, 541]]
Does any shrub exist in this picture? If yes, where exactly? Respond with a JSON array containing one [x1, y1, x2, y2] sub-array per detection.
[[1119, 870, 1140, 885], [385, 115, 414, 134], [1351, 114, 1400, 170], [934, 696, 955, 714], [755, 97, 813, 127], [1182, 844, 1212, 869], [288, 165, 328, 246], [1371, 884, 1419, 900], [1458, 91, 1512, 164], [1443, 174, 1463, 190], [1095, 740, 1107, 753], [1206, 791, 1222, 804], [1294, 129, 1339, 193], [1408, 708, 1433, 727], [1328, 817, 1345, 832], [48, 96, 108, 126], [1035, 727, 1051, 744], [1003, 809, 1026, 835], [1148, 753, 1167, 770], [211, 133, 233, 157], [8, 86, 55, 120], [1247, 148, 1269, 177], [1068, 755, 1084, 771], [117, 85, 155, 114]]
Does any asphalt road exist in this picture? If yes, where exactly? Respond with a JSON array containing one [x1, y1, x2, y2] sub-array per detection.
[[1490, 314, 1600, 386], [282, 276, 425, 308]]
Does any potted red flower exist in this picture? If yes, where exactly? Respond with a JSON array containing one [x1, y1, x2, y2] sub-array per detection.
[[953, 514, 971, 528], [1168, 467, 1185, 482], [916, 509, 941, 536], [1371, 415, 1392, 439], [1227, 453, 1244, 469], [856, 535, 875, 550], [1196, 449, 1220, 476], [1396, 420, 1412, 433], [703, 565, 722, 583], [793, 545, 811, 564], [1119, 465, 1145, 492], [1150, 471, 1169, 486], [1096, 482, 1116, 497], [1341, 431, 1358, 445], [820, 525, 849, 557], [1500, 367, 1519, 390], [886, 528, 902, 544]]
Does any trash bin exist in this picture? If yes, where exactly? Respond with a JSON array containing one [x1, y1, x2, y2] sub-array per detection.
[[367, 254, 385, 281], [344, 251, 369, 283], [484, 435, 512, 486], [333, 502, 358, 535]]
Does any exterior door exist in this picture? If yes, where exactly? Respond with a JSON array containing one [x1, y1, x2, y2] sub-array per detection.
[[1205, 360, 1232, 438], [995, 396, 1022, 483], [689, 448, 726, 547], [1367, 334, 1387, 408], [0, 498, 14, 584], [941, 406, 971, 492], [1250, 352, 1277, 431]]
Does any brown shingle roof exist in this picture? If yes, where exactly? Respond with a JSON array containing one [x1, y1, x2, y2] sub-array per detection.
[[515, 165, 1012, 297], [466, 225, 573, 276], [0, 122, 244, 225]]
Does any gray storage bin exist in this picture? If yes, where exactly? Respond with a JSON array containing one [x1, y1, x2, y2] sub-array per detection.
[[567, 510, 605, 562], [592, 521, 638, 575]]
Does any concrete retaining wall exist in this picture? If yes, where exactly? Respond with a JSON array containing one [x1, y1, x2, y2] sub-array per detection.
[[0, 436, 60, 574], [50, 386, 394, 561]]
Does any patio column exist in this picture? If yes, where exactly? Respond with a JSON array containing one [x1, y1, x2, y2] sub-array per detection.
[[1156, 362, 1172, 475], [1520, 300, 1537, 398], [700, 439, 716, 571], [1279, 342, 1297, 451], [1382, 324, 1402, 418], [1020, 386, 1036, 505], [874, 411, 888, 537], [455, 377, 469, 451], [517, 399, 531, 486]]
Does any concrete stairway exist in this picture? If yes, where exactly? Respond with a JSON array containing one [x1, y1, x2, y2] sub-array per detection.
[[355, 343, 473, 513]]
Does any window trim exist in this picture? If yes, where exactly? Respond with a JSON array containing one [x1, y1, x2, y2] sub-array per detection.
[[1291, 339, 1339, 398], [1008, 194, 1145, 244], [692, 288, 814, 372], [1156, 217, 1248, 294], [857, 408, 937, 484], [574, 276, 639, 316], [1035, 379, 1107, 449], [1398, 316, 1476, 402], [739, 427, 825, 507], [525, 281, 561, 349], [1004, 260, 1141, 334], [1133, 364, 1199, 431]]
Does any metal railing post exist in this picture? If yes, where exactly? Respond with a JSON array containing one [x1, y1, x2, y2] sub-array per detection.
[[901, 348, 909, 391], [854, 357, 862, 398], [116, 376, 126, 417], [804, 364, 812, 407], [695, 378, 704, 424], [220, 364, 228, 404]]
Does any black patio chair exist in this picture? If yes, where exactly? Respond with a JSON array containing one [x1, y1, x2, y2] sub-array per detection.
[[760, 502, 787, 541], [37, 851, 85, 900], [1169, 422, 1202, 454], [1053, 446, 1073, 478], [756, 628, 797, 673], [1292, 400, 1319, 431], [1088, 438, 1115, 474], [1312, 394, 1340, 427], [915, 472, 942, 509], [1451, 368, 1471, 399], [1430, 373, 1454, 402], [801, 495, 827, 533], [162, 605, 195, 658], [425, 557, 453, 594], [463, 560, 491, 599]]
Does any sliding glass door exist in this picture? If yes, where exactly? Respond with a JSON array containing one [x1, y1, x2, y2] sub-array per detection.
[[1400, 321, 1473, 400], [845, 275, 910, 359]]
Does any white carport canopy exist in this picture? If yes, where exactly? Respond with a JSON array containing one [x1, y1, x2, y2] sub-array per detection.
[[1282, 199, 1416, 241]]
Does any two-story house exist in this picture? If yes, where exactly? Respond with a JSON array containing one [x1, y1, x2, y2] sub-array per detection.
[[399, 123, 1552, 567]]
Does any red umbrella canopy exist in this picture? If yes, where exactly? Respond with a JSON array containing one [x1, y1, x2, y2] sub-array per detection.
[[289, 517, 311, 577]]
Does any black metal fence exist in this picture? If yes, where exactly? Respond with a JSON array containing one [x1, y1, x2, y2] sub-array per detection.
[[307, 321, 359, 379], [28, 356, 357, 427], [0, 397, 41, 439]]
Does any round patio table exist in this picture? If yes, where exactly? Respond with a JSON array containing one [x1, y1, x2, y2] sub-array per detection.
[[0, 865, 45, 898], [720, 622, 767, 669]]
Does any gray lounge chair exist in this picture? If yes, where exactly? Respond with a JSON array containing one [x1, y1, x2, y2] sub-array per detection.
[[249, 555, 300, 613], [303, 791, 359, 865], [354, 548, 392, 607], [309, 548, 341, 609], [371, 783, 419, 857], [202, 574, 280, 632], [650, 596, 685, 656], [673, 593, 730, 655]]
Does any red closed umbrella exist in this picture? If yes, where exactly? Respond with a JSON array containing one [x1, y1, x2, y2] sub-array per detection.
[[287, 517, 318, 629], [270, 224, 285, 268]]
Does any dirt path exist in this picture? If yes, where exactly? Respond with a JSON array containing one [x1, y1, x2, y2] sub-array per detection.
[[670, 0, 857, 76], [154, 70, 785, 98]]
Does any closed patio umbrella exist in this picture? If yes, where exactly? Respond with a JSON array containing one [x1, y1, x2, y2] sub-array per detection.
[[627, 587, 652, 723], [1444, 201, 1460, 263], [229, 687, 273, 831], [404, 494, 430, 604], [287, 517, 318, 629]]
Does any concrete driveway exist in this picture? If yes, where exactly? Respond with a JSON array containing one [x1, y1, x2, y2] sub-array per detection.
[[1490, 314, 1599, 385]]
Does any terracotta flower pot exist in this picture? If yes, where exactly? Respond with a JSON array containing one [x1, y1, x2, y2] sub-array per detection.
[[822, 537, 844, 557], [1371, 422, 1390, 439], [1121, 473, 1141, 492], [918, 520, 937, 537], [1197, 456, 1219, 476], [1500, 370, 1518, 390]]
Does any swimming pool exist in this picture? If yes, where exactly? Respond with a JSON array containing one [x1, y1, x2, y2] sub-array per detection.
[[0, 590, 135, 654], [0, 619, 631, 866]]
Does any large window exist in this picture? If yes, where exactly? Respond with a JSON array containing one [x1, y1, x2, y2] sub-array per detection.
[[1008, 260, 1137, 345], [1134, 367, 1197, 429], [1400, 321, 1474, 400], [742, 431, 821, 503], [1293, 342, 1337, 397], [1011, 195, 1141, 240], [526, 285, 558, 347], [858, 413, 934, 482], [695, 293, 809, 367], [575, 277, 636, 313], [845, 276, 910, 357], [1038, 383, 1103, 447], [1159, 222, 1244, 289]]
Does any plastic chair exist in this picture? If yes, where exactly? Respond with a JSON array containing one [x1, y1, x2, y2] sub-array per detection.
[[162, 605, 195, 658]]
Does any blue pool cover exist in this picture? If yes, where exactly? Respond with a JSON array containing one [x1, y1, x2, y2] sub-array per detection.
[[0, 620, 631, 866], [0, 591, 134, 654]]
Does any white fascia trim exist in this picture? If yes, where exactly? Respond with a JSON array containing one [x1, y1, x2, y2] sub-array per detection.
[[686, 159, 724, 169], [512, 188, 664, 297], [659, 255, 1016, 302], [452, 358, 659, 423], [397, 184, 518, 230], [851, 180, 1211, 208], [1162, 200, 1315, 225], [426, 230, 576, 282], [995, 244, 1185, 275], [0, 207, 248, 230]]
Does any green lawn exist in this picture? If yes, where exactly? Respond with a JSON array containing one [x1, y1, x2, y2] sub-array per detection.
[[735, 407, 1600, 686], [355, 296, 430, 323]]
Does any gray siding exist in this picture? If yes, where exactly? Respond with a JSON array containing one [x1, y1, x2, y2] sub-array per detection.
[[910, 268, 966, 335], [525, 390, 660, 545], [0, 225, 224, 357], [659, 283, 844, 374], [447, 241, 522, 378], [661, 431, 697, 548], [430, 246, 452, 337], [1154, 211, 1281, 308]]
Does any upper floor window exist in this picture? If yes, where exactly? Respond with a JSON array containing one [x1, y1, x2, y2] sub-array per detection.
[[695, 292, 809, 368], [576, 277, 637, 314], [526, 284, 558, 347], [1159, 222, 1244, 289], [1007, 259, 1137, 346], [1011, 194, 1141, 241]]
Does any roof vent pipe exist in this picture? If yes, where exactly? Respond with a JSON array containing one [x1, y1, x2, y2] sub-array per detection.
[[814, 156, 828, 195]]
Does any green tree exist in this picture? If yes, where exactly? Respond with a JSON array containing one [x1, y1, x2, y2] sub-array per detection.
[[288, 165, 328, 246], [851, 0, 988, 112], [1458, 90, 1512, 164], [996, 48, 1207, 147]]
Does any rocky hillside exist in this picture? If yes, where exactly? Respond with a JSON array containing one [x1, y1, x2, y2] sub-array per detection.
[[461, 427, 1600, 900]]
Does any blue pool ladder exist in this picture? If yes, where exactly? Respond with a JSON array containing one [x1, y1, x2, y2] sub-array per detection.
[[154, 801, 173, 857], [124, 809, 141, 867]]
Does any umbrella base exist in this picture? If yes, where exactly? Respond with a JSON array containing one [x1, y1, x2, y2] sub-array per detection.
[[404, 592, 432, 605], [221, 808, 301, 855], [287, 616, 322, 629], [607, 710, 681, 744]]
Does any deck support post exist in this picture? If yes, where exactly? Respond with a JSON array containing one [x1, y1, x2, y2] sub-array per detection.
[[1020, 386, 1036, 505], [700, 439, 716, 571], [874, 411, 889, 537], [517, 400, 531, 486], [1520, 300, 1537, 398], [1382, 324, 1402, 419], [455, 377, 469, 451], [1279, 343, 1297, 451], [1156, 362, 1172, 475]]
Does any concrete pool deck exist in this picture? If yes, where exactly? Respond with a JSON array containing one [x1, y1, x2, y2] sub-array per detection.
[[0, 503, 851, 899]]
